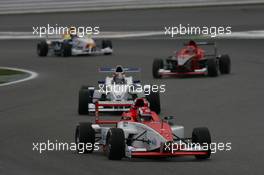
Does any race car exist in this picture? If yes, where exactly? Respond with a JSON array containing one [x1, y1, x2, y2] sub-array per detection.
[[37, 34, 113, 57], [78, 65, 161, 115], [75, 98, 211, 160], [152, 40, 231, 78]]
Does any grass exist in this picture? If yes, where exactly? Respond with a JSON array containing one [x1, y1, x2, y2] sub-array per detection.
[[0, 68, 25, 84], [0, 69, 23, 76]]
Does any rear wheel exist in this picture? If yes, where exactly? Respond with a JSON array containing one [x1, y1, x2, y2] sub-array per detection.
[[219, 54, 231, 74], [192, 127, 211, 159], [102, 40, 113, 55], [78, 86, 94, 115], [152, 59, 163, 78], [207, 58, 218, 77], [146, 91, 161, 114], [75, 122, 95, 154], [37, 41, 48, 56], [102, 40, 113, 49], [106, 128, 125, 160]]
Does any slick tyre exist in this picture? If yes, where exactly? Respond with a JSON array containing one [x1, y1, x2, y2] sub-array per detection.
[[75, 122, 95, 154], [146, 91, 161, 114], [106, 128, 125, 160], [219, 54, 231, 74], [102, 40, 113, 55], [207, 58, 218, 77], [152, 59, 163, 78], [78, 86, 94, 115], [102, 40, 113, 49], [37, 41, 48, 57], [192, 127, 211, 159]]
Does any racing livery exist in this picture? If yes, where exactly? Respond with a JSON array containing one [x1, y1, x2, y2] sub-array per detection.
[[78, 65, 160, 115], [37, 34, 112, 57], [75, 98, 211, 160], [152, 40, 231, 78]]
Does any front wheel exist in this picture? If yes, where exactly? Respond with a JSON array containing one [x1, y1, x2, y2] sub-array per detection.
[[106, 128, 125, 160], [37, 41, 48, 56], [78, 86, 94, 115], [152, 59, 163, 78], [219, 54, 231, 74], [75, 122, 95, 154], [207, 58, 218, 77], [192, 127, 211, 159]]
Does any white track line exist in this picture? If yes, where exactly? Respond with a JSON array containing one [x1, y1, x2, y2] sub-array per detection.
[[0, 67, 38, 87], [1, 31, 264, 39], [0, 31, 164, 40]]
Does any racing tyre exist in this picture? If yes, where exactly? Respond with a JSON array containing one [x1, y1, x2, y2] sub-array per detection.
[[106, 128, 125, 160], [219, 54, 231, 74], [102, 40, 113, 49], [146, 91, 161, 114], [78, 86, 94, 115], [207, 58, 218, 77], [75, 122, 95, 154], [102, 40, 113, 55], [152, 59, 163, 78], [37, 41, 48, 57], [192, 127, 211, 159], [61, 41, 72, 57]]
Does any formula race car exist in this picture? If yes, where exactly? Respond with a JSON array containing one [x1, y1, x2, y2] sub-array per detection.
[[78, 65, 161, 115], [75, 98, 211, 160], [152, 40, 231, 78], [37, 34, 113, 57]]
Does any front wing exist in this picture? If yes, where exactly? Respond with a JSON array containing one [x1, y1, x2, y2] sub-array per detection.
[[71, 47, 113, 56], [158, 68, 207, 77], [126, 144, 209, 158]]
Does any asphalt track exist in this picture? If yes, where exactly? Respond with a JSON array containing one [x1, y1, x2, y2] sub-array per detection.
[[0, 5, 264, 175]]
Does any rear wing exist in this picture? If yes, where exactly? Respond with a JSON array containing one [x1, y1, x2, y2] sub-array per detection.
[[95, 101, 133, 124], [99, 67, 141, 73]]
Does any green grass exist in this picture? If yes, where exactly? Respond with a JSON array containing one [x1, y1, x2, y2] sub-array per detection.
[[0, 69, 22, 76]]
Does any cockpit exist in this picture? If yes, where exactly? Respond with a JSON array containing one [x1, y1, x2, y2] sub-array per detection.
[[112, 65, 126, 84]]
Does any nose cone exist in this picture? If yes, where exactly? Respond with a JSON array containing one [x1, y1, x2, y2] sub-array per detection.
[[145, 122, 173, 141]]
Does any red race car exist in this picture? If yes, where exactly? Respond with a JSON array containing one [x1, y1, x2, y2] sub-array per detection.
[[75, 98, 211, 160], [152, 40, 231, 78]]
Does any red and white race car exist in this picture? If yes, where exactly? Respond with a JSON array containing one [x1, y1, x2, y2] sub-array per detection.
[[75, 98, 211, 160], [152, 40, 231, 78]]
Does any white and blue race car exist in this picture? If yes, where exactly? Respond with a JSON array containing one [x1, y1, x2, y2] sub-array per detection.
[[78, 65, 161, 115], [37, 34, 113, 57]]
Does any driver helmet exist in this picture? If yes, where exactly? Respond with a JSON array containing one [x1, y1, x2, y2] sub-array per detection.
[[186, 40, 198, 54], [188, 40, 197, 47], [113, 66, 125, 84], [186, 45, 196, 54], [138, 107, 152, 122]]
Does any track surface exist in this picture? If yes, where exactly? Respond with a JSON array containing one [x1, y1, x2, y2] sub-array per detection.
[[0, 5, 264, 175]]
